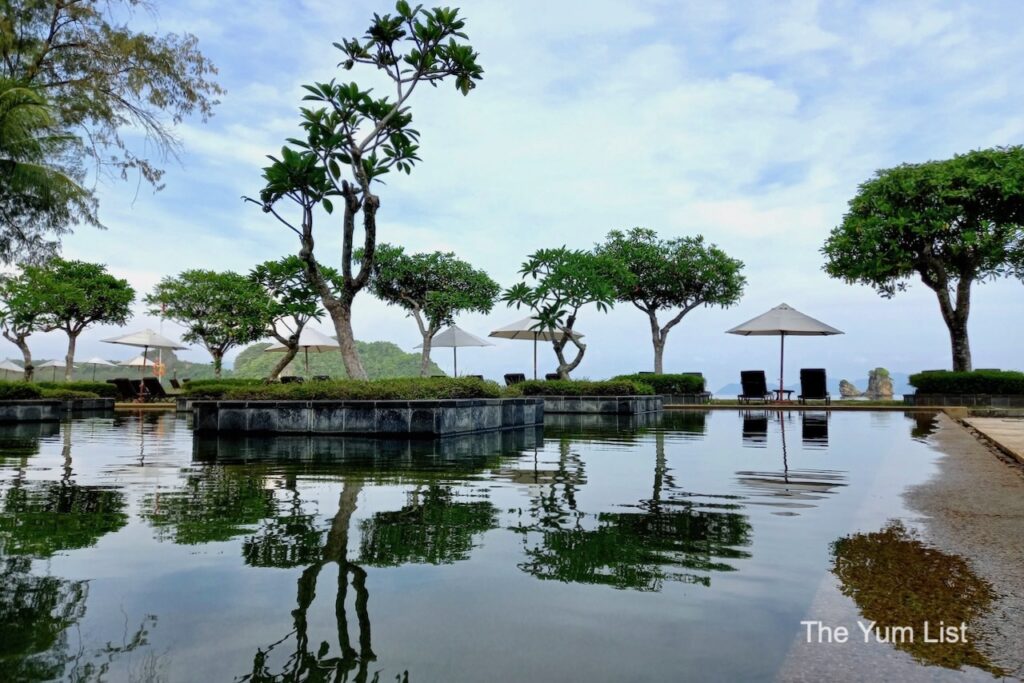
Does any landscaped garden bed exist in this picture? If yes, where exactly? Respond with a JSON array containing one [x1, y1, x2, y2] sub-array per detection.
[[0, 381, 114, 419], [185, 377, 542, 436], [509, 379, 663, 415], [904, 370, 1024, 407]]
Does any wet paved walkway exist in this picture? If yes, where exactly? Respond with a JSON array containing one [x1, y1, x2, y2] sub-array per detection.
[[964, 417, 1024, 464]]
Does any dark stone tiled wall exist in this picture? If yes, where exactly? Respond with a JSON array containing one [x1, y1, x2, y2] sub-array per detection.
[[542, 395, 664, 415], [904, 393, 1024, 407]]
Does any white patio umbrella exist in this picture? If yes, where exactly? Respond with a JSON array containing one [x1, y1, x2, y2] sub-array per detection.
[[263, 327, 340, 377], [0, 359, 23, 379], [489, 316, 584, 380], [415, 325, 493, 377], [103, 329, 186, 393], [726, 303, 843, 398], [37, 358, 67, 382], [120, 354, 155, 367], [80, 356, 115, 381]]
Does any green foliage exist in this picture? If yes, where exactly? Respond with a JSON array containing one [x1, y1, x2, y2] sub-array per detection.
[[613, 373, 705, 394], [598, 228, 746, 313], [359, 486, 498, 566], [146, 270, 270, 376], [0, 270, 47, 378], [823, 147, 1024, 296], [38, 388, 97, 399], [183, 377, 502, 401], [0, 381, 42, 399], [0, 482, 128, 557], [512, 379, 654, 397], [250, 256, 341, 340], [34, 381, 115, 398], [26, 258, 134, 334], [231, 340, 443, 379], [503, 247, 628, 378], [908, 370, 1024, 395], [1, 0, 223, 189], [0, 79, 97, 263], [364, 243, 500, 330]]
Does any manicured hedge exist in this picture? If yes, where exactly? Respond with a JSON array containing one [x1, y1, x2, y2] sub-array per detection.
[[40, 388, 100, 399], [512, 379, 654, 397], [0, 381, 43, 400], [181, 378, 267, 399], [183, 377, 503, 401], [35, 381, 117, 398], [612, 373, 705, 394], [908, 370, 1024, 395]]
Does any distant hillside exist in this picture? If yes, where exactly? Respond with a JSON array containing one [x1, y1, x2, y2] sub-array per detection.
[[715, 372, 914, 397], [232, 340, 442, 379], [13, 350, 219, 383]]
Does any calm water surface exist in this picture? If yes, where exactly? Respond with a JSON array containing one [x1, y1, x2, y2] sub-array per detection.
[[0, 410, 961, 681]]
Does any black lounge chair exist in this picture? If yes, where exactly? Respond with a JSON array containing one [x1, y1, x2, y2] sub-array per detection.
[[544, 373, 560, 381], [107, 378, 136, 401], [738, 371, 771, 404], [504, 373, 526, 386], [142, 377, 168, 400], [281, 376, 304, 384], [798, 368, 830, 405], [312, 375, 331, 381], [682, 372, 713, 404]]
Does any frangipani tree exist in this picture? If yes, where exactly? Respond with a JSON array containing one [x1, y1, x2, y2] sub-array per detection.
[[250, 256, 342, 380], [823, 146, 1024, 371], [248, 2, 483, 380], [503, 248, 629, 379], [598, 228, 746, 374], [0, 271, 46, 380], [363, 244, 499, 376], [146, 270, 269, 378]]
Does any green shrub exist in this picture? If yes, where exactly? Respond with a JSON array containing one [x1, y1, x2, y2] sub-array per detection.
[[181, 378, 266, 399], [0, 381, 43, 400], [612, 373, 705, 394], [512, 379, 654, 396], [908, 370, 1024, 395], [40, 388, 99, 399], [35, 381, 117, 398], [184, 377, 503, 401]]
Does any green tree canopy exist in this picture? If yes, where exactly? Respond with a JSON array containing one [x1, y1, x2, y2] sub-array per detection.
[[0, 79, 96, 263], [364, 243, 499, 376], [598, 228, 746, 374], [249, 256, 341, 380], [822, 146, 1024, 371], [1, 0, 222, 189], [146, 270, 270, 377], [0, 269, 47, 380], [503, 248, 629, 378], [27, 258, 134, 381], [248, 2, 482, 380]]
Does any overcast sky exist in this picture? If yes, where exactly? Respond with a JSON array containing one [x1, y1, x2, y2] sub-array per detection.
[[26, 0, 1024, 390]]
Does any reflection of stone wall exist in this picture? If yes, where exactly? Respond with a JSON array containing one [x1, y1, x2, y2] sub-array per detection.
[[0, 400, 62, 423], [192, 397, 544, 436], [541, 395, 663, 415], [192, 425, 544, 463]]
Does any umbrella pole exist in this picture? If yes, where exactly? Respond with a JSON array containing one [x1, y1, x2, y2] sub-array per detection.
[[779, 333, 785, 399], [453, 347, 457, 377], [92, 365, 96, 381], [305, 347, 309, 377]]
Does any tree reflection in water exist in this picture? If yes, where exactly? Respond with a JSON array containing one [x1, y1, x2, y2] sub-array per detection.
[[831, 520, 1006, 676], [514, 420, 752, 591]]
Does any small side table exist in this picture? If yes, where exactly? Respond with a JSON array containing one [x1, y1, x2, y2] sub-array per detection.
[[772, 389, 794, 402]]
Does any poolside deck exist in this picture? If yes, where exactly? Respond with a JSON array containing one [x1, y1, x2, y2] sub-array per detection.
[[963, 417, 1024, 465]]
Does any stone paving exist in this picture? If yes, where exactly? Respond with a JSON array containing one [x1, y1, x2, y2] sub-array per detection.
[[964, 417, 1024, 464]]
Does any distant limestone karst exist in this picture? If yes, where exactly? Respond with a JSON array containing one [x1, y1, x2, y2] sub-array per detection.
[[838, 367, 894, 400]]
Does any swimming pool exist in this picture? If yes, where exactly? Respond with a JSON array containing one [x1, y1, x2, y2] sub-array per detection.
[[0, 409, 1004, 681]]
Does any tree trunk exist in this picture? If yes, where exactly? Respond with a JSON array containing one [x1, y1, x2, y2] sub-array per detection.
[[327, 301, 366, 380], [638, 303, 692, 376], [552, 319, 586, 379], [269, 346, 298, 380], [211, 351, 223, 378], [927, 273, 973, 372], [64, 331, 77, 382], [7, 335, 33, 381], [419, 334, 433, 377]]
